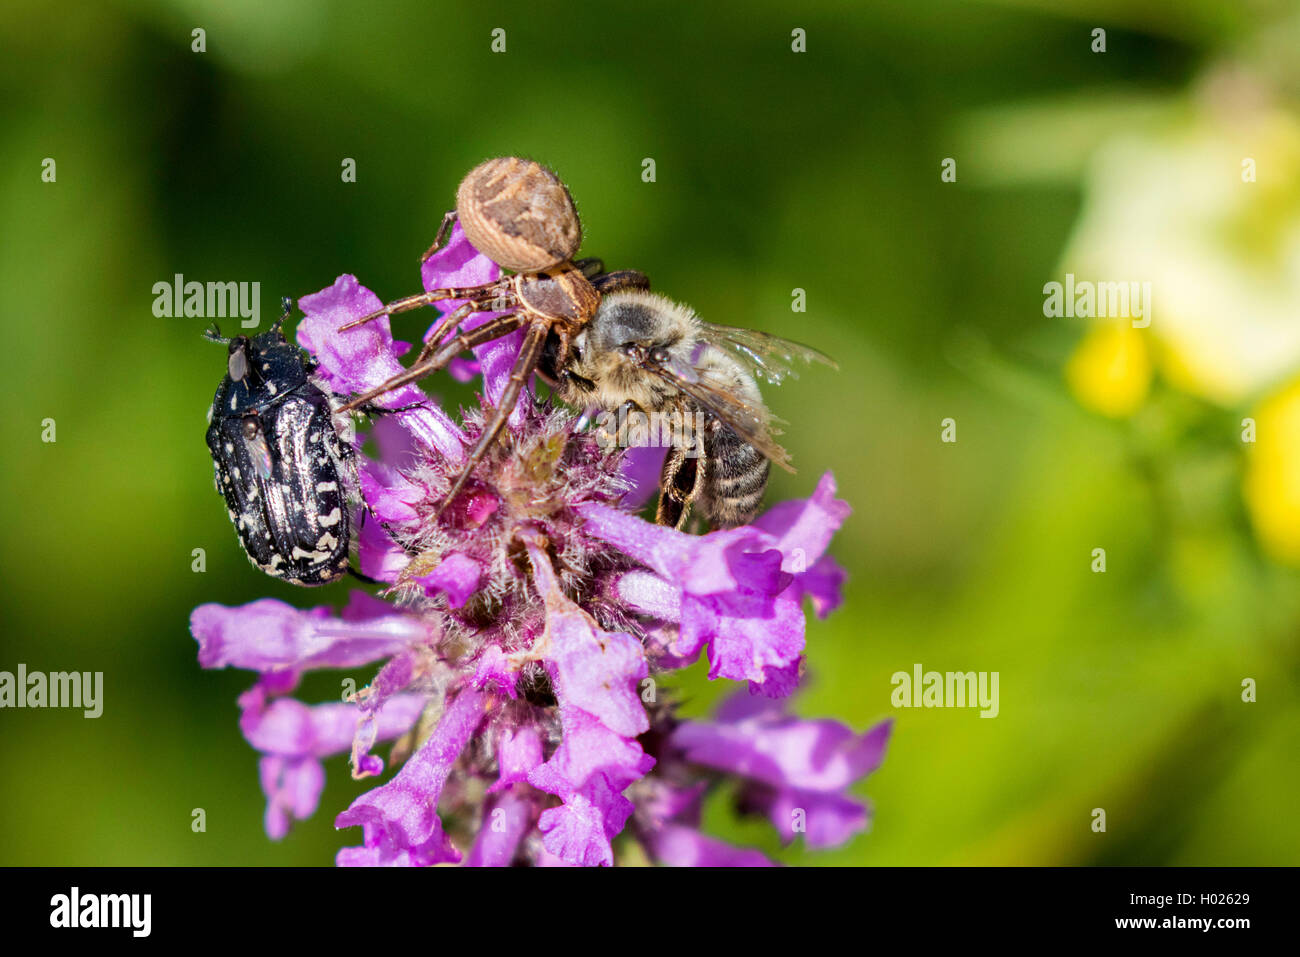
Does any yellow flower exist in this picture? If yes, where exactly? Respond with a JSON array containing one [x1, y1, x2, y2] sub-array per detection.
[[1243, 376, 1300, 565], [1059, 87, 1300, 408], [1065, 321, 1151, 418]]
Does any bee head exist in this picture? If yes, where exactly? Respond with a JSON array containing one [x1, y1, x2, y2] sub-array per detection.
[[586, 294, 662, 355]]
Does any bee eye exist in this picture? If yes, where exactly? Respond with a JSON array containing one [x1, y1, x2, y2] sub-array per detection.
[[650, 347, 670, 364]]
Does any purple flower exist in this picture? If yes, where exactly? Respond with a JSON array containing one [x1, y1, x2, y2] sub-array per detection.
[[582, 471, 849, 693], [241, 684, 425, 839], [189, 223, 882, 865], [192, 592, 426, 677], [670, 694, 892, 849], [335, 687, 487, 866]]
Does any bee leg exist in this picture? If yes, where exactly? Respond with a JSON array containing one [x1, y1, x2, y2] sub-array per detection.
[[432, 321, 550, 518], [337, 313, 525, 413], [419, 210, 459, 263], [656, 444, 703, 530], [338, 278, 512, 332]]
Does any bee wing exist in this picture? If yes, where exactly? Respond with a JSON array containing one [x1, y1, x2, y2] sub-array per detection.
[[645, 364, 797, 473], [658, 349, 702, 385], [696, 322, 838, 385]]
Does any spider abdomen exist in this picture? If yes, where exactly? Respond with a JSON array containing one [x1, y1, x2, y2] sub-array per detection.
[[457, 157, 582, 273]]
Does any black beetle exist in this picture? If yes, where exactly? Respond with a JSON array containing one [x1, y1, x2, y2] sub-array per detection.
[[204, 302, 352, 586]]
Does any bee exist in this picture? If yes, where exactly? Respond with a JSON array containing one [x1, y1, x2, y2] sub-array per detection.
[[551, 289, 836, 529], [335, 156, 647, 515]]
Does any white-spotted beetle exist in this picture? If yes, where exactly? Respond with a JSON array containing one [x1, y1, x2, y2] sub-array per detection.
[[204, 300, 353, 586]]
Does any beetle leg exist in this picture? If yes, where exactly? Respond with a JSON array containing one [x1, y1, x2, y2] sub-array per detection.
[[345, 566, 387, 585], [432, 321, 549, 518], [337, 313, 526, 413], [273, 296, 293, 332], [352, 398, 429, 416]]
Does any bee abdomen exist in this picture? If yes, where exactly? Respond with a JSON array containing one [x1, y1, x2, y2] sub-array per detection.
[[702, 428, 770, 528]]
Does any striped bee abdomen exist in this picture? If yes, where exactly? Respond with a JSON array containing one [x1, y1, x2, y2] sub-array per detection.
[[700, 422, 770, 528]]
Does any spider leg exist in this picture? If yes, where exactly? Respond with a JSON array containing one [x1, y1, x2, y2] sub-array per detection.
[[432, 321, 549, 518], [591, 269, 651, 294], [419, 210, 459, 264], [338, 278, 511, 332], [413, 301, 476, 365], [412, 294, 519, 366], [551, 325, 573, 370], [572, 257, 605, 279], [573, 257, 650, 293], [337, 313, 525, 413]]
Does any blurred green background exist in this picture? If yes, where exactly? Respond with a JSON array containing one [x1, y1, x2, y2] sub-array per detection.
[[3, 0, 1299, 865]]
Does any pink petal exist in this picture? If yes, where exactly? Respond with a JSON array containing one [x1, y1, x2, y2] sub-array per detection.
[[335, 687, 488, 866]]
